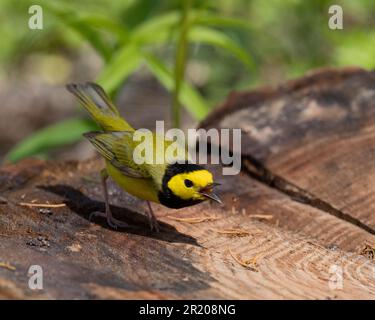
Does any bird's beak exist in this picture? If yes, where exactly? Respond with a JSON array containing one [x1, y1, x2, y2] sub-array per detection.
[[199, 182, 222, 204]]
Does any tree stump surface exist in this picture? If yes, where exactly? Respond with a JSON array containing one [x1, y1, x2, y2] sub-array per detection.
[[1, 67, 375, 299]]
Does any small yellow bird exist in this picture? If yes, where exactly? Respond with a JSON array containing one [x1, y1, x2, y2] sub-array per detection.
[[67, 82, 221, 232]]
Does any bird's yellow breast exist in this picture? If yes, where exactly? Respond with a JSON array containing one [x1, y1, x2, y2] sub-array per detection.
[[106, 162, 159, 203]]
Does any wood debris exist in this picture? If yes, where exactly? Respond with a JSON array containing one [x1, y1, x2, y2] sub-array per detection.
[[360, 242, 375, 260], [81, 176, 101, 184], [0, 233, 10, 237], [232, 197, 239, 203], [66, 243, 82, 253], [0, 262, 16, 271], [214, 228, 253, 237], [231, 206, 238, 214], [19, 202, 66, 208], [0, 196, 8, 204], [167, 215, 220, 224], [228, 249, 259, 272], [249, 214, 274, 220]]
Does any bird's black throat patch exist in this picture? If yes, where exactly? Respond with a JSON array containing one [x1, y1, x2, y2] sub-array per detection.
[[158, 162, 205, 209]]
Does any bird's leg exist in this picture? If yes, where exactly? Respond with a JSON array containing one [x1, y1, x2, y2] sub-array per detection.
[[89, 169, 129, 229], [146, 201, 160, 232]]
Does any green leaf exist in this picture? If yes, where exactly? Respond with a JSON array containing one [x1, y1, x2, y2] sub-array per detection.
[[143, 53, 210, 120], [133, 22, 254, 72], [130, 10, 252, 46], [188, 26, 254, 71], [97, 44, 142, 94], [41, 1, 112, 61], [5, 118, 98, 163], [193, 12, 252, 30], [131, 11, 180, 44], [66, 19, 113, 61], [76, 13, 129, 42]]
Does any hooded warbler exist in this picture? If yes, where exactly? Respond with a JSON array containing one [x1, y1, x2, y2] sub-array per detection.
[[67, 83, 221, 232]]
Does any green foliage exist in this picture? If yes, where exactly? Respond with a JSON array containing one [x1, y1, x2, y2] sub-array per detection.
[[2, 0, 375, 162], [188, 26, 254, 71], [144, 54, 210, 121], [5, 0, 254, 162], [98, 45, 141, 93], [172, 0, 191, 128], [6, 118, 98, 163]]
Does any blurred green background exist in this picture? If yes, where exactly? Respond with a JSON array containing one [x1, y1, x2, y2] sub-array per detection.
[[0, 0, 374, 162]]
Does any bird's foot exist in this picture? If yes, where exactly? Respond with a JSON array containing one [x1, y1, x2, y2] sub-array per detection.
[[89, 211, 129, 230], [148, 214, 160, 233], [146, 201, 160, 232]]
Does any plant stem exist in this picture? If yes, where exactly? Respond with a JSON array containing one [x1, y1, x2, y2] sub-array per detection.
[[172, 0, 191, 129]]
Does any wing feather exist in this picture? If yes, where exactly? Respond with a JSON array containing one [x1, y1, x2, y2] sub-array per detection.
[[83, 131, 150, 179]]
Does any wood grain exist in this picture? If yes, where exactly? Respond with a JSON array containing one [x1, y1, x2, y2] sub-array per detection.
[[216, 169, 375, 253], [2, 68, 375, 299], [0, 158, 374, 299], [201, 67, 375, 237]]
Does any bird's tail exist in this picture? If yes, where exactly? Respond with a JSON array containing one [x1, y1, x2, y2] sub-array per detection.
[[66, 82, 134, 132]]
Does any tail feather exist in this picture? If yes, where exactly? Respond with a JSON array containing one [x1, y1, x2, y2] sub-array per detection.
[[66, 83, 133, 132]]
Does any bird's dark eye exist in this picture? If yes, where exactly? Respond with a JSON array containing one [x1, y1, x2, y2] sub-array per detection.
[[184, 179, 193, 188]]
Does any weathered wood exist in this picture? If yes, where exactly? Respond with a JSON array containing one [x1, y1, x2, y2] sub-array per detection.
[[217, 170, 375, 253], [0, 158, 374, 299], [202, 67, 375, 243], [2, 68, 375, 299]]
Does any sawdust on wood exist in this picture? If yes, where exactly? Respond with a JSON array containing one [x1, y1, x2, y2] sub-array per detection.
[[249, 214, 274, 220], [0, 196, 8, 204], [360, 242, 375, 260], [228, 249, 259, 272], [0, 262, 16, 271], [66, 243, 82, 253], [0, 233, 10, 237], [167, 215, 220, 224], [19, 202, 66, 208], [229, 250, 259, 271], [214, 228, 256, 237]]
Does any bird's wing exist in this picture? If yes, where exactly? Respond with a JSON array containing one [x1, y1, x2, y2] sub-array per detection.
[[84, 131, 150, 179]]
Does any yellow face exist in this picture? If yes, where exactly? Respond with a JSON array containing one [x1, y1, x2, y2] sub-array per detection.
[[167, 170, 214, 201]]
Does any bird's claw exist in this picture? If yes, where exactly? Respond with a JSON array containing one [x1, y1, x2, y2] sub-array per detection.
[[148, 215, 160, 233], [145, 202, 160, 233], [89, 211, 129, 229], [89, 211, 104, 222]]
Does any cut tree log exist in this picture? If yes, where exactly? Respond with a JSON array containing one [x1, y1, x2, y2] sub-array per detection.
[[1, 67, 375, 299], [202, 67, 375, 249]]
